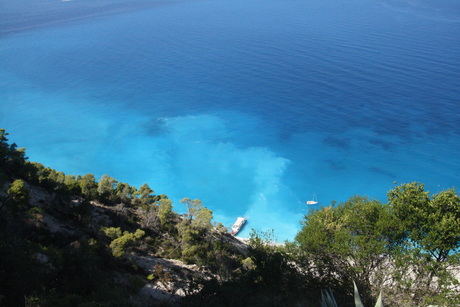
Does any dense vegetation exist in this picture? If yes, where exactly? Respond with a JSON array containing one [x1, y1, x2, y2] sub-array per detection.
[[0, 129, 243, 306], [1, 128, 459, 306], [291, 191, 459, 306]]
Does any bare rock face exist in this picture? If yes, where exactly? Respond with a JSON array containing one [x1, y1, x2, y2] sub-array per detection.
[[133, 255, 213, 303], [27, 184, 54, 208]]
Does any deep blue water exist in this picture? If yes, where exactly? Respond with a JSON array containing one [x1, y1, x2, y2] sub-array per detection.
[[1, 0, 459, 240]]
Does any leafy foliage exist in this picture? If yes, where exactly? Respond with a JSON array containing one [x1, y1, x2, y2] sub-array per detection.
[[181, 197, 203, 220], [0, 129, 232, 305], [102, 226, 123, 239], [295, 196, 398, 304], [295, 185, 460, 306], [109, 229, 145, 257], [7, 179, 29, 206], [158, 198, 173, 229], [193, 206, 213, 229], [79, 174, 98, 199], [388, 182, 460, 261], [0, 129, 28, 178], [388, 182, 460, 305], [138, 183, 155, 204], [97, 174, 118, 202], [184, 229, 315, 306]]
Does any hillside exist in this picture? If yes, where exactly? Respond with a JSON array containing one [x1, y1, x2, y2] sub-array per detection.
[[0, 128, 254, 306], [1, 128, 459, 307]]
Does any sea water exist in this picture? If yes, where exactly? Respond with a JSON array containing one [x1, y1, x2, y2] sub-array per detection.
[[1, 0, 459, 240]]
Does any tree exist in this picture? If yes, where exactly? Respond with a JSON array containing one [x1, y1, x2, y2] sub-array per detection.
[[109, 229, 145, 257], [115, 182, 137, 204], [48, 169, 66, 191], [158, 198, 173, 229], [243, 229, 308, 305], [388, 182, 460, 305], [79, 174, 98, 199], [0, 129, 28, 176], [0, 128, 9, 158], [179, 197, 213, 228], [180, 198, 203, 220], [388, 182, 460, 261], [64, 174, 81, 194], [177, 220, 200, 262], [102, 227, 122, 240], [138, 183, 154, 205], [193, 207, 213, 229], [31, 163, 66, 192], [7, 179, 29, 208], [294, 196, 400, 304], [97, 175, 118, 202]]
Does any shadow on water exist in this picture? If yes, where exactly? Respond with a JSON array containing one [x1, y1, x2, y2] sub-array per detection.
[[368, 166, 396, 179], [322, 136, 351, 150]]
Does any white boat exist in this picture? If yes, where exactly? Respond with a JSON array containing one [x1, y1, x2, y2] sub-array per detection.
[[231, 217, 246, 235], [306, 194, 318, 205]]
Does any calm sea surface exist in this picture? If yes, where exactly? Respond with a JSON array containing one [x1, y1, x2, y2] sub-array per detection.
[[1, 0, 459, 240]]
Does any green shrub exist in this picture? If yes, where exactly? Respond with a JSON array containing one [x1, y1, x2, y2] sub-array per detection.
[[109, 229, 145, 257], [102, 227, 122, 239]]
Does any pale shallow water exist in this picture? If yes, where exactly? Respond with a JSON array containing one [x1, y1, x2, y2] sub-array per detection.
[[1, 0, 459, 240]]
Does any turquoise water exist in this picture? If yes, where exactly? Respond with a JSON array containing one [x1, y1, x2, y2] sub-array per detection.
[[1, 0, 459, 240]]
